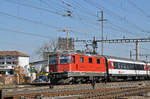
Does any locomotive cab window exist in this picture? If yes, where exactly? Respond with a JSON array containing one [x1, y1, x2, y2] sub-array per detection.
[[89, 58, 93, 63], [59, 55, 71, 64], [80, 57, 84, 63], [97, 59, 100, 64], [49, 55, 57, 64]]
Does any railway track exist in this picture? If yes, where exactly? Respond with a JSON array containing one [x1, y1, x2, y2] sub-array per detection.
[[1, 81, 150, 99], [78, 86, 150, 99]]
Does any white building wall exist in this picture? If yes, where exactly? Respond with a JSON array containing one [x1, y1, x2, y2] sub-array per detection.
[[33, 61, 49, 73], [18, 57, 29, 66], [18, 56, 30, 76], [45, 65, 49, 72], [34, 64, 42, 73]]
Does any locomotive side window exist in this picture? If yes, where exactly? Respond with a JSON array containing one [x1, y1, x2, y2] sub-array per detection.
[[89, 58, 93, 63], [72, 56, 75, 63], [80, 57, 84, 63], [97, 59, 100, 64]]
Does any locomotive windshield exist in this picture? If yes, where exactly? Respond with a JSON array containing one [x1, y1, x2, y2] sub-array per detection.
[[49, 55, 57, 64], [59, 55, 71, 64]]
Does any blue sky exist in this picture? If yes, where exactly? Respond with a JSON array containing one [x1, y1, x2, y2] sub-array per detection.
[[0, 0, 150, 61]]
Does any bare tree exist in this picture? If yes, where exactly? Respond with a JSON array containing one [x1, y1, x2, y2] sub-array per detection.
[[36, 37, 75, 60], [36, 39, 58, 60]]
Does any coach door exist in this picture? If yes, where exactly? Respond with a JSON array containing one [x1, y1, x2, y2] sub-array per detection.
[[147, 64, 150, 76]]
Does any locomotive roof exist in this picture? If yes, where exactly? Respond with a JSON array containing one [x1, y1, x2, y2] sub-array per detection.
[[49, 51, 150, 63]]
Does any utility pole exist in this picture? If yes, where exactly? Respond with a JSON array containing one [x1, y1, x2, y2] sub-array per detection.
[[98, 11, 107, 55], [136, 41, 139, 60], [66, 30, 69, 50], [130, 50, 132, 59], [92, 36, 97, 54]]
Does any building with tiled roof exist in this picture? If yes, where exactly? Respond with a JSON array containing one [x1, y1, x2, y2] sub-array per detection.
[[0, 51, 29, 57], [0, 51, 30, 76]]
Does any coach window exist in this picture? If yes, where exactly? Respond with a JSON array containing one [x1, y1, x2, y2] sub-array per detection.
[[131, 64, 135, 70], [120, 63, 123, 69], [72, 56, 75, 63], [80, 57, 84, 63], [142, 65, 144, 70], [137, 65, 140, 70], [126, 64, 129, 69], [114, 62, 118, 69], [118, 65, 121, 69], [123, 63, 127, 69], [124, 64, 127, 69], [118, 62, 121, 69], [114, 62, 117, 66], [135, 64, 139, 70], [89, 58, 93, 63], [137, 65, 144, 70], [121, 63, 123, 69], [129, 64, 132, 69], [97, 59, 100, 64], [141, 65, 144, 70]]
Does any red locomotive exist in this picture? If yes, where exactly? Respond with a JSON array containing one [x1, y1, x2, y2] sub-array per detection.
[[48, 51, 150, 84]]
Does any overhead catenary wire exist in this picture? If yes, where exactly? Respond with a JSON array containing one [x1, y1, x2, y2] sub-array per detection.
[[0, 10, 99, 33], [3, 0, 138, 38], [61, 0, 100, 27], [61, 0, 75, 9], [62, 0, 150, 55], [0, 11, 60, 29], [0, 3, 97, 40], [0, 27, 51, 39], [69, 0, 144, 38], [0, 27, 96, 40], [106, 21, 143, 36], [68, 0, 99, 27], [3, 0, 149, 37], [34, 0, 98, 27], [83, 0, 148, 34], [6, 0, 149, 38], [128, 0, 150, 18], [38, 0, 66, 13], [71, 0, 97, 17], [99, 0, 150, 35], [68, 0, 149, 38], [4, 0, 63, 16]]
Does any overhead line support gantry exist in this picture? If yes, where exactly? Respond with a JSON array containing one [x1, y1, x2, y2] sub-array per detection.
[[75, 38, 150, 60]]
